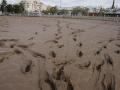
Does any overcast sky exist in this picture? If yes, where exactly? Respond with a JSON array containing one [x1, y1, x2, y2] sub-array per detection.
[[0, 0, 120, 8]]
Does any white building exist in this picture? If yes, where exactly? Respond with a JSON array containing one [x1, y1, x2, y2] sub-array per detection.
[[21, 0, 48, 15], [40, 2, 48, 11]]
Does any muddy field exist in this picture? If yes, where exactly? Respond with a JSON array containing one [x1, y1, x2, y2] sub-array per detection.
[[0, 16, 120, 90]]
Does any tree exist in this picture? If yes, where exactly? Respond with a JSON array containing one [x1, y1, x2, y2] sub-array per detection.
[[82, 7, 89, 16], [71, 7, 81, 16], [48, 6, 58, 15], [71, 7, 89, 16], [58, 9, 68, 15], [1, 0, 7, 13], [98, 7, 106, 16], [19, 3, 25, 13], [12, 3, 24, 14], [6, 4, 13, 13], [42, 10, 49, 15]]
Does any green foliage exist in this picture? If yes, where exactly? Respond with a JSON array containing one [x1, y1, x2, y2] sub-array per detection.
[[71, 7, 81, 15], [72, 7, 89, 16], [42, 6, 58, 15], [58, 9, 69, 15], [42, 10, 49, 14], [6, 4, 13, 13], [49, 6, 58, 15], [6, 3, 24, 14]]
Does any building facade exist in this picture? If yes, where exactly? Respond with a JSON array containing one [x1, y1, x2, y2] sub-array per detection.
[[21, 0, 48, 15]]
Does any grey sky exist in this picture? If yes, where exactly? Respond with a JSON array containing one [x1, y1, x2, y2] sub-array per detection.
[[0, 0, 120, 8]]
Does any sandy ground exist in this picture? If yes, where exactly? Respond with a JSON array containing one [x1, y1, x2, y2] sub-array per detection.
[[0, 16, 120, 90]]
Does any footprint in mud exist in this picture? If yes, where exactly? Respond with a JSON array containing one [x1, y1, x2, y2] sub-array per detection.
[[39, 71, 57, 90], [45, 73, 57, 90], [66, 25, 69, 29], [70, 29, 85, 35], [76, 61, 91, 69], [55, 36, 62, 40], [70, 27, 75, 30], [1, 30, 9, 32], [114, 50, 120, 54], [52, 66, 74, 90], [0, 41, 5, 47], [9, 39, 18, 42], [28, 37, 34, 40], [21, 60, 33, 74], [43, 27, 46, 31], [76, 42, 82, 47], [95, 48, 102, 55], [104, 54, 113, 66], [98, 41, 103, 44], [0, 57, 5, 63], [30, 51, 46, 59], [116, 44, 120, 48], [103, 45, 107, 49], [57, 44, 64, 48], [108, 38, 115, 43], [53, 60, 73, 67], [79, 29, 85, 32], [73, 38, 77, 42], [10, 44, 16, 48], [17, 43, 34, 49], [73, 34, 77, 38], [67, 80, 74, 90], [55, 33, 58, 36], [91, 53, 115, 90], [35, 32, 38, 35], [101, 73, 115, 90], [95, 60, 105, 72], [117, 37, 120, 40], [57, 30, 62, 34], [0, 39, 19, 42], [76, 50, 83, 58], [45, 40, 58, 44], [52, 66, 65, 80], [49, 51, 56, 58], [17, 44, 29, 49], [14, 49, 23, 54]]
